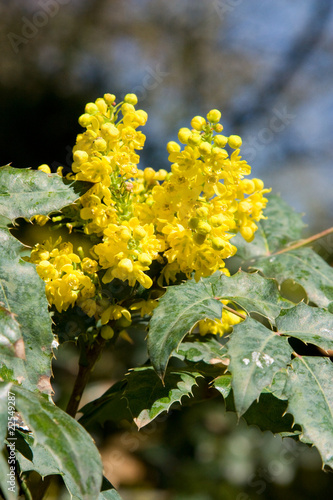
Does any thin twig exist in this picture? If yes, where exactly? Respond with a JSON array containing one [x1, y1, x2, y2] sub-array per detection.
[[222, 304, 247, 320], [273, 227, 333, 255], [66, 337, 106, 418]]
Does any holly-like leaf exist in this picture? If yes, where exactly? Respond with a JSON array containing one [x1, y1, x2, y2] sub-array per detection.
[[242, 392, 301, 436], [284, 357, 333, 469], [80, 367, 202, 430], [0, 228, 53, 392], [232, 194, 306, 261], [15, 432, 60, 478], [251, 248, 333, 308], [212, 271, 292, 322], [0, 306, 24, 359], [227, 317, 293, 415], [213, 374, 232, 399], [277, 302, 333, 352], [0, 165, 90, 223], [148, 278, 222, 379], [14, 386, 103, 500], [172, 337, 228, 365]]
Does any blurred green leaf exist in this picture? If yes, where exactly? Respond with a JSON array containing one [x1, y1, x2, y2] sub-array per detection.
[[0, 165, 90, 222], [285, 357, 333, 469], [227, 317, 293, 415], [277, 302, 333, 351], [14, 386, 103, 500], [251, 248, 333, 308], [172, 337, 227, 365], [80, 366, 203, 430]]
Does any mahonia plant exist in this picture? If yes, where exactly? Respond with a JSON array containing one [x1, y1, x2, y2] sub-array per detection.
[[0, 92, 332, 500]]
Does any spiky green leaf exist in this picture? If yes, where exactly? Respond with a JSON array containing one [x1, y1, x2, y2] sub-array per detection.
[[251, 248, 333, 308], [227, 318, 293, 415], [277, 302, 333, 352], [284, 357, 333, 469], [14, 386, 103, 500], [0, 165, 90, 222]]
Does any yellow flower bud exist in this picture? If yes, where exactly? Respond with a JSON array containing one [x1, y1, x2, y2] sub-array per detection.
[[241, 179, 255, 194], [196, 221, 212, 235], [240, 226, 254, 242], [121, 103, 135, 114], [214, 123, 224, 132], [85, 102, 99, 114], [188, 217, 200, 229], [211, 237, 225, 251], [138, 253, 152, 266], [214, 135, 228, 148], [155, 169, 168, 181], [144, 168, 156, 183], [95, 98, 107, 114], [78, 113, 91, 127], [253, 178, 264, 191], [188, 132, 202, 146], [101, 325, 114, 340], [104, 93, 116, 104], [93, 137, 107, 151], [101, 123, 119, 138], [124, 93, 138, 105], [207, 109, 221, 123], [199, 142, 212, 155], [38, 164, 51, 174], [133, 226, 146, 240], [191, 116, 206, 131], [118, 258, 133, 273], [73, 150, 89, 164], [193, 233, 207, 245], [116, 316, 132, 328], [228, 135, 242, 149], [196, 206, 209, 218], [178, 127, 191, 144], [166, 141, 181, 154]]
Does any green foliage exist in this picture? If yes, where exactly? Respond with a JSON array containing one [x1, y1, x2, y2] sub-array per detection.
[[0, 166, 332, 499]]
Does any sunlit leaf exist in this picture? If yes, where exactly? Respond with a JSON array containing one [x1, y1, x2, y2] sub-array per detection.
[[284, 357, 333, 469], [227, 318, 293, 415]]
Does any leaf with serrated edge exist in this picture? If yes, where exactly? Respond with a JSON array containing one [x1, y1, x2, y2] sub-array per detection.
[[284, 357, 333, 469], [251, 248, 333, 308], [99, 490, 123, 500], [0, 228, 53, 391], [14, 386, 103, 500], [277, 302, 333, 352], [228, 317, 293, 415], [172, 337, 227, 365], [213, 374, 232, 399], [212, 271, 292, 322], [0, 306, 24, 359], [232, 194, 306, 261], [0, 165, 90, 222], [148, 278, 222, 379], [123, 366, 203, 429]]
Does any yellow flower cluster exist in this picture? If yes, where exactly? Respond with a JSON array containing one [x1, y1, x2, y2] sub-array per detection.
[[30, 92, 269, 339], [30, 238, 97, 313], [149, 110, 270, 281]]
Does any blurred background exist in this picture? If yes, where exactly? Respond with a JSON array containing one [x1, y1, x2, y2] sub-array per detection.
[[1, 0, 333, 498]]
